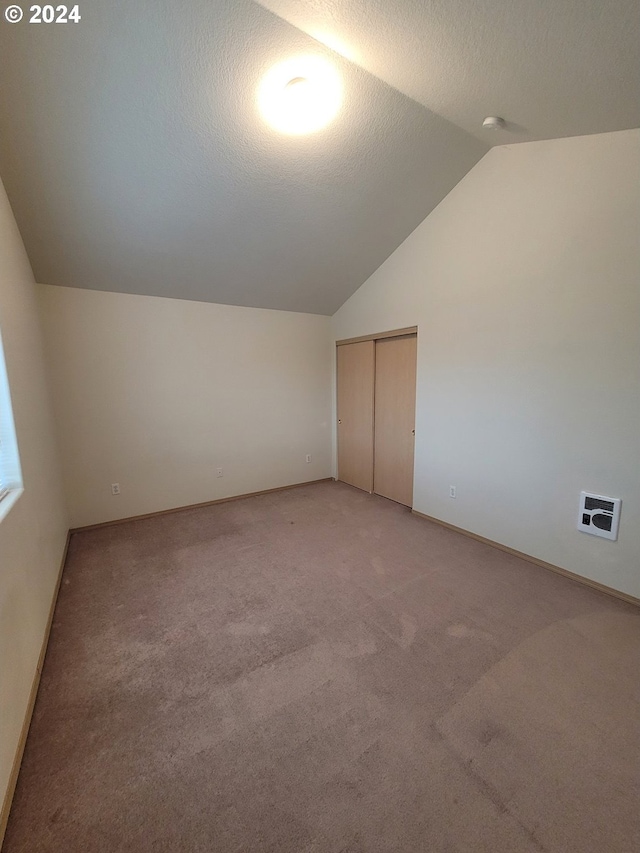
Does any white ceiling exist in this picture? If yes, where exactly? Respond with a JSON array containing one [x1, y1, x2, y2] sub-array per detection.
[[0, 0, 637, 314], [258, 0, 640, 143]]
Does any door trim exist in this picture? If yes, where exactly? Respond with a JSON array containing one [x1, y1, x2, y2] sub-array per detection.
[[336, 326, 417, 347]]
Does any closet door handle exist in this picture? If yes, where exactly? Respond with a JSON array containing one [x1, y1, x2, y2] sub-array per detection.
[[411, 429, 415, 435], [338, 419, 342, 424]]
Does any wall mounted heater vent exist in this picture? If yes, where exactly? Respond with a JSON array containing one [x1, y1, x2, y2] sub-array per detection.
[[577, 492, 621, 540]]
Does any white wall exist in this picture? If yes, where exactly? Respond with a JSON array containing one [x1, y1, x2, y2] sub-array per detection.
[[332, 129, 640, 599], [0, 180, 68, 818], [39, 287, 332, 528]]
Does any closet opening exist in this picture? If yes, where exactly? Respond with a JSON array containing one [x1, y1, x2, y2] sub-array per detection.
[[336, 327, 417, 507]]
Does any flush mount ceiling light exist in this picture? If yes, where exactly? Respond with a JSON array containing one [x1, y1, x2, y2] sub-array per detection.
[[258, 56, 342, 135]]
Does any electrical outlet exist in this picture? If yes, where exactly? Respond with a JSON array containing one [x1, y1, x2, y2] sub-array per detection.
[[111, 483, 120, 496], [215, 468, 223, 478], [449, 485, 456, 499], [305, 454, 312, 463]]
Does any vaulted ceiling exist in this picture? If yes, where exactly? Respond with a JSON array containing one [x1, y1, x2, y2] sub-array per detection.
[[0, 0, 637, 314], [259, 0, 640, 144]]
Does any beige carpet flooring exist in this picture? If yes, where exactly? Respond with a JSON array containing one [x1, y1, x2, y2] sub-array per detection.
[[4, 481, 639, 852]]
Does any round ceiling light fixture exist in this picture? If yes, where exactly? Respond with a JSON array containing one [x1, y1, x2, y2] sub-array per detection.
[[258, 56, 342, 135]]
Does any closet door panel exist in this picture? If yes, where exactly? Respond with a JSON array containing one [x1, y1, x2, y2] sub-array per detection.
[[337, 341, 375, 492], [374, 336, 417, 506]]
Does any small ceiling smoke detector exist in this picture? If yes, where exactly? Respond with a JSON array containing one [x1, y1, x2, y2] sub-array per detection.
[[482, 116, 506, 130]]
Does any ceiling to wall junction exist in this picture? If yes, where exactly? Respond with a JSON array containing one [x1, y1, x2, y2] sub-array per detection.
[[0, 0, 636, 313]]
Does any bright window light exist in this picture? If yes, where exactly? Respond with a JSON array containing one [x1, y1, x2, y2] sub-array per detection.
[[0, 328, 22, 518], [258, 56, 342, 136]]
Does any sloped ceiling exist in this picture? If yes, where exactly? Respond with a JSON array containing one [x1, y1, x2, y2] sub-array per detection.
[[259, 0, 640, 144], [0, 0, 637, 314], [0, 0, 485, 314]]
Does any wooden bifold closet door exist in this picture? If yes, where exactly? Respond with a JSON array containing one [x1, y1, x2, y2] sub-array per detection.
[[336, 332, 416, 507]]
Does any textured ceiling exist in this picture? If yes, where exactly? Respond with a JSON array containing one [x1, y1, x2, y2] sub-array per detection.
[[0, 1, 637, 314], [258, 0, 640, 143], [0, 0, 485, 314]]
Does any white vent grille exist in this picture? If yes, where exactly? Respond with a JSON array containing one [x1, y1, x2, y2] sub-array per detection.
[[577, 492, 621, 541]]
